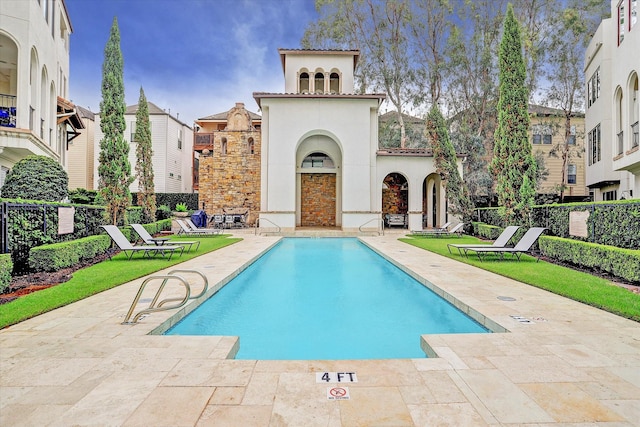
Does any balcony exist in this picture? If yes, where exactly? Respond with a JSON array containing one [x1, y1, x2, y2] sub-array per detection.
[[194, 133, 214, 152], [0, 94, 17, 128]]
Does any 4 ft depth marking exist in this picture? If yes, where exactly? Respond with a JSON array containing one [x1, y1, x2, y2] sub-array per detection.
[[316, 372, 358, 383]]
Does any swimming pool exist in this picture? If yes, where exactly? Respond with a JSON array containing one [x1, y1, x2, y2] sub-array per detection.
[[166, 238, 488, 359]]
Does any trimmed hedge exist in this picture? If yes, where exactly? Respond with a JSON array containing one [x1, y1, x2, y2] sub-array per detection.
[[539, 236, 640, 284], [475, 200, 640, 250], [0, 254, 12, 293], [28, 235, 112, 273], [472, 222, 503, 240], [26, 219, 172, 272]]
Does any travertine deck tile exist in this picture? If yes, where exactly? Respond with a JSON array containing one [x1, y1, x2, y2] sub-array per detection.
[[0, 230, 638, 426]]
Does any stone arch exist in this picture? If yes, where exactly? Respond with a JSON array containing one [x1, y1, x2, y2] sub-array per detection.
[[295, 133, 342, 227], [329, 69, 341, 94]]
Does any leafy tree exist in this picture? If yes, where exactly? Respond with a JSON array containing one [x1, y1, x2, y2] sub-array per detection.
[[303, 0, 416, 147], [133, 87, 156, 223], [490, 3, 537, 224], [0, 155, 68, 201], [97, 17, 132, 225], [425, 104, 473, 223]]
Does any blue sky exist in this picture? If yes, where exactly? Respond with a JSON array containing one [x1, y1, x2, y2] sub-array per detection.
[[65, 0, 317, 125]]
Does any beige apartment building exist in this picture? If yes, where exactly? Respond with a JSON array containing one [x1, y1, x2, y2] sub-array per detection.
[[529, 105, 588, 199], [67, 105, 95, 190], [0, 0, 83, 189]]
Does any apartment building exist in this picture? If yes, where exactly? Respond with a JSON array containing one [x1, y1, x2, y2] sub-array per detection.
[[93, 102, 194, 194], [0, 0, 83, 188], [584, 0, 639, 200], [529, 105, 588, 199]]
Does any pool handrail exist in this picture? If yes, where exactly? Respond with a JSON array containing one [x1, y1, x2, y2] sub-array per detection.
[[359, 217, 384, 236], [254, 218, 281, 235]]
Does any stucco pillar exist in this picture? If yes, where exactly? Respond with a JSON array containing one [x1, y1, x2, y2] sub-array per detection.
[[407, 176, 424, 231]]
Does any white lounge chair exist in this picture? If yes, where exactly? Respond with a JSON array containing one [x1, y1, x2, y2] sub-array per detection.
[[447, 225, 520, 255], [176, 219, 221, 235], [129, 223, 200, 252], [410, 223, 464, 237], [462, 227, 547, 261], [101, 225, 184, 260]]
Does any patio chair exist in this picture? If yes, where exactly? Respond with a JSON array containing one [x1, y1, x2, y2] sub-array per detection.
[[101, 225, 184, 260], [176, 219, 221, 235], [129, 223, 200, 253], [410, 222, 464, 237], [447, 225, 520, 255], [462, 227, 547, 262]]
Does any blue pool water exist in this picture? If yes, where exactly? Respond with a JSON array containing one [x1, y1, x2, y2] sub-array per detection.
[[166, 238, 488, 359]]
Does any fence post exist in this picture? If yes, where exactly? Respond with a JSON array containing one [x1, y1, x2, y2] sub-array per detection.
[[1, 202, 7, 254]]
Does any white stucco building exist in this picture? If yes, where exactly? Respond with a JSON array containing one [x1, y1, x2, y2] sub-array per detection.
[[584, 0, 640, 200], [0, 0, 83, 188], [253, 49, 454, 233], [93, 102, 194, 194]]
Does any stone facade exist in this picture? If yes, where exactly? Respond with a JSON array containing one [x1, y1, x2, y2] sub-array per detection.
[[300, 173, 336, 226], [196, 104, 261, 225]]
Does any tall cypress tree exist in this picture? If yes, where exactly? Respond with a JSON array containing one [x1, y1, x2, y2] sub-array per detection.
[[490, 3, 537, 224], [426, 104, 474, 225], [98, 17, 132, 225], [134, 87, 156, 222]]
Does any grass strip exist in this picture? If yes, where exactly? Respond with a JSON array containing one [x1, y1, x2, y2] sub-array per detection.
[[400, 235, 640, 322], [0, 235, 241, 329]]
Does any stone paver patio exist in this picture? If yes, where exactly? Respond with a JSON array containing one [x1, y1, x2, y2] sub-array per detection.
[[1, 230, 639, 426]]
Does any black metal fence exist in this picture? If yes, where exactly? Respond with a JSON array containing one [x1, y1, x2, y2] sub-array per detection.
[[1, 201, 105, 274]]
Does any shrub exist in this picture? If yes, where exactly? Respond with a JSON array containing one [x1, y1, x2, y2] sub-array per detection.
[[539, 236, 640, 284], [156, 204, 172, 220], [28, 235, 112, 273], [0, 254, 12, 293], [68, 188, 99, 205], [472, 222, 503, 240], [0, 155, 69, 201]]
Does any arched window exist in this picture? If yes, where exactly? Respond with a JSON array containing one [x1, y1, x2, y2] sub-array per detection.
[[630, 74, 639, 149], [299, 72, 309, 93], [301, 152, 334, 168], [247, 137, 255, 154], [221, 137, 227, 155], [615, 88, 624, 155], [314, 72, 325, 94], [330, 72, 340, 94]]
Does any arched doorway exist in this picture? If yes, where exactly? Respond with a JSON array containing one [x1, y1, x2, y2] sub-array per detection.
[[296, 134, 342, 227], [423, 173, 445, 228], [382, 173, 408, 227]]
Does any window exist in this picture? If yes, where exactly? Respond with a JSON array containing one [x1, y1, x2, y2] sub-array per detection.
[[632, 0, 638, 29], [130, 121, 136, 141], [247, 137, 255, 154], [299, 72, 309, 93], [314, 72, 324, 94], [618, 0, 625, 44], [568, 125, 576, 145], [588, 124, 601, 165], [532, 124, 551, 144], [301, 152, 333, 168], [178, 129, 182, 149], [221, 137, 227, 155], [567, 164, 577, 184], [603, 190, 617, 201], [329, 72, 339, 94], [588, 68, 600, 107]]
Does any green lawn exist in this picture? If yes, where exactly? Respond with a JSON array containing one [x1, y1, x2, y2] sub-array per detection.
[[400, 235, 640, 322], [0, 235, 241, 329]]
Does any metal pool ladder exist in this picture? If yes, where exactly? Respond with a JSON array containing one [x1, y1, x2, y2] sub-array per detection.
[[121, 269, 208, 325]]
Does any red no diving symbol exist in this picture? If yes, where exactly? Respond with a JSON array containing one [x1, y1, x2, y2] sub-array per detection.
[[330, 387, 347, 397]]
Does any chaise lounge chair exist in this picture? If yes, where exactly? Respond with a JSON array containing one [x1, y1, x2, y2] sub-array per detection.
[[447, 225, 520, 255], [129, 223, 200, 253], [410, 222, 464, 237], [462, 227, 547, 261], [101, 225, 185, 260], [176, 219, 221, 235]]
